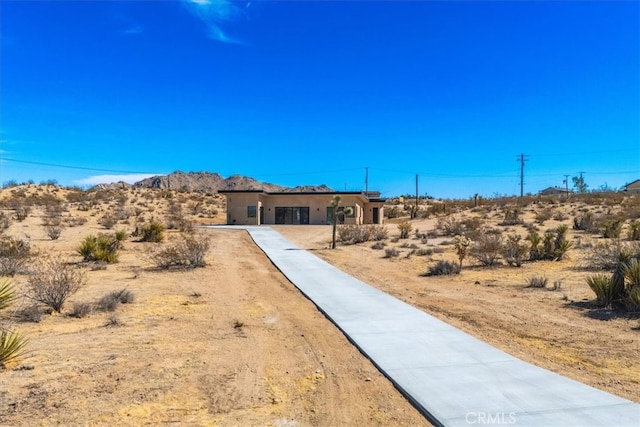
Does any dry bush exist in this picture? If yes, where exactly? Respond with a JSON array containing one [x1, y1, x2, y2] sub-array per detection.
[[338, 225, 388, 245], [425, 260, 461, 276], [26, 257, 86, 313], [525, 276, 548, 288], [0, 236, 33, 276], [44, 224, 64, 240], [383, 248, 400, 258], [397, 221, 412, 239], [151, 234, 210, 269], [628, 220, 640, 241], [470, 234, 503, 266], [503, 235, 527, 267], [138, 220, 165, 242], [70, 302, 93, 318]]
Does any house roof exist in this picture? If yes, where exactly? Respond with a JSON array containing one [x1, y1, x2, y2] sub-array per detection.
[[218, 190, 386, 202], [623, 179, 640, 188]]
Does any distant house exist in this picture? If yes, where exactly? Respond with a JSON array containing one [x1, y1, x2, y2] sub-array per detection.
[[219, 190, 386, 225], [538, 186, 572, 197], [622, 180, 640, 193]]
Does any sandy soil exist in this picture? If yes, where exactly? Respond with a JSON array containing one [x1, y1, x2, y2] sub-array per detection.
[[1, 186, 639, 427]]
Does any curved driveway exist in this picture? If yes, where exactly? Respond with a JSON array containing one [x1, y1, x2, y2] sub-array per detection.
[[208, 226, 640, 427]]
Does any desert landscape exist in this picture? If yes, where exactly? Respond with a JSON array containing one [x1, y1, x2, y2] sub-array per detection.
[[0, 179, 639, 426]]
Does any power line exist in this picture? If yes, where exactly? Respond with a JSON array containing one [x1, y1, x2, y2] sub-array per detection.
[[0, 157, 161, 175]]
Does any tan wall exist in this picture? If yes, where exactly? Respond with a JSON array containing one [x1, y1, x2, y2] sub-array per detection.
[[223, 193, 385, 225], [626, 182, 640, 193]]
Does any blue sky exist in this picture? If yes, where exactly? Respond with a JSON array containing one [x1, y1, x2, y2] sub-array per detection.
[[1, 0, 638, 199]]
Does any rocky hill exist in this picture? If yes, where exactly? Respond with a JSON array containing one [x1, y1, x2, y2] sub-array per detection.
[[132, 171, 334, 193]]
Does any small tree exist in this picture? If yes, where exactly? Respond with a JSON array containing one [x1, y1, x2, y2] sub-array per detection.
[[397, 221, 412, 239], [572, 175, 588, 194]]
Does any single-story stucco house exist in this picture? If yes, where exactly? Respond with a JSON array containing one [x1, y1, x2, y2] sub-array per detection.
[[622, 179, 640, 193], [219, 190, 386, 225], [538, 186, 573, 197]]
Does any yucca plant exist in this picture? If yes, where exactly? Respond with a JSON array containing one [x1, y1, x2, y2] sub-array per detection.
[[0, 279, 16, 310], [586, 274, 616, 309], [623, 258, 640, 288], [625, 286, 640, 313], [0, 329, 29, 367], [0, 279, 28, 367]]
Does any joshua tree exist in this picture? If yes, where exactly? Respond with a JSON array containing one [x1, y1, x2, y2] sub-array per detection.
[[330, 195, 341, 249]]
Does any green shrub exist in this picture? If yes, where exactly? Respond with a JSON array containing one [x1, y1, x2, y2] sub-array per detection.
[[624, 258, 640, 288], [371, 241, 386, 250], [0, 280, 28, 367], [625, 286, 640, 312], [586, 274, 616, 309], [426, 260, 461, 276], [77, 234, 119, 263], [602, 218, 623, 239], [140, 220, 165, 242]]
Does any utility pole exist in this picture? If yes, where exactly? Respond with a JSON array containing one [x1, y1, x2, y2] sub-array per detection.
[[415, 174, 419, 218], [563, 174, 570, 200], [517, 154, 528, 197], [365, 167, 368, 195]]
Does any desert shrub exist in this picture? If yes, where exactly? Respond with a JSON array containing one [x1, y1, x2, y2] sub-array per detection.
[[525, 276, 548, 288], [503, 235, 527, 267], [0, 280, 28, 366], [426, 260, 461, 276], [97, 292, 122, 312], [573, 212, 597, 232], [470, 234, 503, 266], [414, 248, 432, 256], [371, 241, 386, 250], [625, 287, 640, 312], [338, 225, 371, 244], [151, 234, 210, 269], [383, 248, 400, 258], [586, 274, 616, 309], [400, 242, 419, 249], [104, 315, 121, 327], [0, 211, 12, 232], [26, 257, 85, 313], [526, 231, 543, 261], [139, 220, 165, 242], [500, 207, 523, 226], [601, 218, 624, 239], [436, 216, 464, 237], [98, 213, 117, 229], [70, 302, 93, 318], [552, 225, 572, 261], [627, 220, 640, 241], [582, 240, 639, 271], [535, 208, 553, 224], [552, 211, 567, 221], [0, 236, 32, 276], [77, 234, 120, 263], [398, 221, 412, 239], [13, 206, 30, 222], [44, 224, 64, 240], [65, 216, 88, 227], [370, 225, 389, 241], [624, 258, 640, 288], [15, 305, 45, 323]]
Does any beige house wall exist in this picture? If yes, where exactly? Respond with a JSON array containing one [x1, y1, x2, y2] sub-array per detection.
[[624, 180, 640, 193], [221, 192, 385, 225]]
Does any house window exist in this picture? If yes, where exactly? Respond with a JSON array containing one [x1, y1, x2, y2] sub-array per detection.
[[247, 205, 257, 218]]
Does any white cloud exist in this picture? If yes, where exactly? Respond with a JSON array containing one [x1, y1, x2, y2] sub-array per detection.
[[183, 0, 248, 44], [75, 174, 162, 186]]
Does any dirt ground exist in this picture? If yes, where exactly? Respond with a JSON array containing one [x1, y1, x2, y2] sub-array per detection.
[[1, 187, 639, 426]]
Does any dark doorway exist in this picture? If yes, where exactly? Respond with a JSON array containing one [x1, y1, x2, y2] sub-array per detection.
[[275, 207, 310, 224], [372, 207, 379, 224]]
